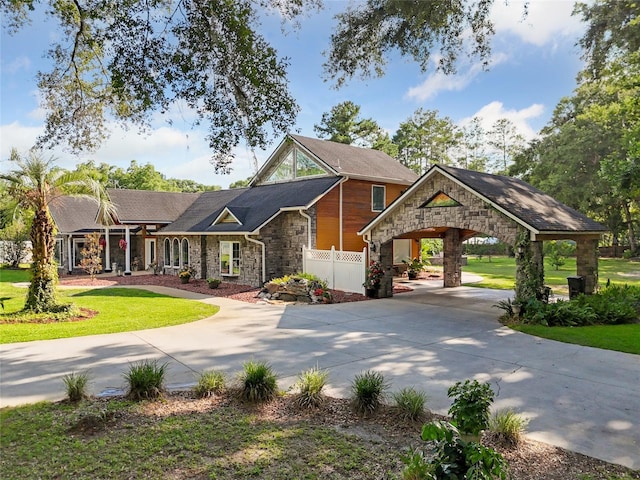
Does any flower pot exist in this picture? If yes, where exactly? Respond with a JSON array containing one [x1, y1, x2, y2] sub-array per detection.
[[208, 281, 220, 289], [180, 277, 190, 284], [407, 271, 417, 280], [365, 288, 379, 298]]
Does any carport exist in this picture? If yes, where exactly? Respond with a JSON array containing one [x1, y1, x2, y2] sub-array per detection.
[[359, 165, 607, 299]]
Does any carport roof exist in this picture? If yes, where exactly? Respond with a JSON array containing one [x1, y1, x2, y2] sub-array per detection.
[[359, 165, 607, 236]]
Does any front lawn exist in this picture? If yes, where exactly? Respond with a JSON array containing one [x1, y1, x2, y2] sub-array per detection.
[[512, 323, 640, 355], [463, 256, 640, 293], [0, 268, 219, 344]]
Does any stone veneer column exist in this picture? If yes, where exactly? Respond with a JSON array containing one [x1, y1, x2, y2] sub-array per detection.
[[576, 238, 599, 294], [443, 228, 462, 287], [378, 241, 394, 298]]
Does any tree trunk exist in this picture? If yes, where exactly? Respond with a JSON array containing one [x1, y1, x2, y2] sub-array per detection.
[[25, 207, 59, 312], [623, 201, 637, 253]]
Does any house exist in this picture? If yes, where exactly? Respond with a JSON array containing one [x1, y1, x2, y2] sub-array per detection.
[[50, 134, 418, 286]]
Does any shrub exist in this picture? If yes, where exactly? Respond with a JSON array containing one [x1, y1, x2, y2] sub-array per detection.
[[520, 284, 640, 327], [447, 379, 494, 436], [238, 360, 278, 402], [206, 278, 222, 289], [194, 370, 226, 398], [402, 421, 508, 480], [62, 371, 91, 402], [351, 370, 389, 416], [393, 387, 428, 421], [123, 360, 168, 400], [488, 408, 529, 446], [293, 366, 328, 408]]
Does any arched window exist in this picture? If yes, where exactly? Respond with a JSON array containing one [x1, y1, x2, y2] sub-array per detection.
[[164, 238, 171, 266], [172, 238, 180, 267], [181, 238, 189, 266]]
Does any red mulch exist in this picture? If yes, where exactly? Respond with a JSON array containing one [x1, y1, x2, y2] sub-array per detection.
[[58, 273, 425, 304]]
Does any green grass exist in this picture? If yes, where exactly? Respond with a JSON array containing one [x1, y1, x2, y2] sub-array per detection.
[[462, 258, 640, 355], [0, 398, 403, 479], [463, 256, 640, 293], [0, 268, 219, 343], [512, 323, 640, 355]]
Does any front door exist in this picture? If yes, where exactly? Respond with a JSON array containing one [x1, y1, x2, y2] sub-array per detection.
[[144, 238, 156, 269]]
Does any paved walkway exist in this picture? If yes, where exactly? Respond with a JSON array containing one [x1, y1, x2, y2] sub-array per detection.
[[1, 280, 638, 469]]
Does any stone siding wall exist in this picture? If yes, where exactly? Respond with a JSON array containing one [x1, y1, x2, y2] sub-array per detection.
[[157, 235, 202, 277], [370, 171, 520, 247], [259, 210, 310, 281], [203, 235, 261, 286]]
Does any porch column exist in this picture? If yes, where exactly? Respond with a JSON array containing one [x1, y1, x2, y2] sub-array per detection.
[[576, 238, 599, 294], [67, 235, 73, 274], [378, 240, 394, 298], [104, 227, 111, 272], [515, 235, 544, 301], [124, 226, 132, 275], [443, 228, 462, 287]]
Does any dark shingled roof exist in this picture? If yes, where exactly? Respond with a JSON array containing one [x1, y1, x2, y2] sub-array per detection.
[[49, 196, 103, 233], [163, 176, 342, 234], [107, 188, 199, 224], [437, 166, 607, 232], [161, 188, 246, 233], [290, 134, 418, 184]]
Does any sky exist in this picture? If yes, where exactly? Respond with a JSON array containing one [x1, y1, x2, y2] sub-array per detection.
[[0, 0, 587, 188]]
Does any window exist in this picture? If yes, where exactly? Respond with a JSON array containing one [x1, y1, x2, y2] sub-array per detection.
[[73, 239, 85, 267], [54, 239, 64, 266], [265, 148, 325, 183], [220, 241, 240, 276], [172, 238, 180, 267], [164, 238, 171, 266], [372, 185, 386, 212], [393, 239, 412, 265], [181, 238, 189, 266], [295, 150, 324, 177]]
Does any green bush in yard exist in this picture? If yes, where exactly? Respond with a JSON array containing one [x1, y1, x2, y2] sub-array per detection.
[[447, 379, 494, 436], [62, 371, 91, 402], [520, 284, 640, 327], [194, 370, 226, 398], [123, 360, 168, 400], [351, 370, 389, 416], [238, 359, 278, 403], [293, 365, 328, 408], [393, 386, 429, 421]]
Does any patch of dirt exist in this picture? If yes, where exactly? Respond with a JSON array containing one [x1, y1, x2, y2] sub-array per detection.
[[77, 391, 639, 480], [0, 307, 98, 324]]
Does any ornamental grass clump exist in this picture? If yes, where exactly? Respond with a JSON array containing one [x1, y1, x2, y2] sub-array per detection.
[[124, 360, 168, 400], [293, 366, 328, 408], [238, 360, 278, 403], [488, 408, 529, 446], [393, 386, 429, 421], [351, 369, 389, 416], [194, 370, 226, 398], [62, 371, 91, 402]]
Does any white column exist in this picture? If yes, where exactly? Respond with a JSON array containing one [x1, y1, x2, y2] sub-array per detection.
[[124, 226, 131, 275], [67, 235, 73, 273], [104, 227, 111, 272]]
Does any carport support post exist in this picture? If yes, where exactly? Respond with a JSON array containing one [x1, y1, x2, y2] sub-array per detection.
[[378, 241, 394, 298], [443, 228, 462, 287], [515, 230, 544, 301], [576, 238, 598, 294]]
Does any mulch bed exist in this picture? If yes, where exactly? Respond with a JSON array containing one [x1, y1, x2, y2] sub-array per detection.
[[57, 272, 434, 304]]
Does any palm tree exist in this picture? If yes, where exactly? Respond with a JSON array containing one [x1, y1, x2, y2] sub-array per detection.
[[1, 150, 115, 313]]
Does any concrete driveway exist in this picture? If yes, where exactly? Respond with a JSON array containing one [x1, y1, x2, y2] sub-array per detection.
[[1, 282, 638, 469]]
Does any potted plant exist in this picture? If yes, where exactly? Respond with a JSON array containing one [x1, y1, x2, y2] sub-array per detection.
[[179, 266, 194, 284], [207, 277, 222, 289], [363, 260, 384, 297], [147, 262, 161, 275], [403, 258, 425, 280]]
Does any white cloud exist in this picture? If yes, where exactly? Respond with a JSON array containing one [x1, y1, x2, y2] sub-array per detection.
[[458, 101, 545, 139], [406, 53, 509, 101], [491, 0, 584, 47], [0, 119, 264, 188], [5, 56, 31, 74]]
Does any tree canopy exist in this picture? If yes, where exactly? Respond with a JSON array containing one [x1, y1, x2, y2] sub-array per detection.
[[2, 0, 508, 172]]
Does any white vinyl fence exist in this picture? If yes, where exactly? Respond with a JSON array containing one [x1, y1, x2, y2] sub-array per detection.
[[302, 246, 366, 294]]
